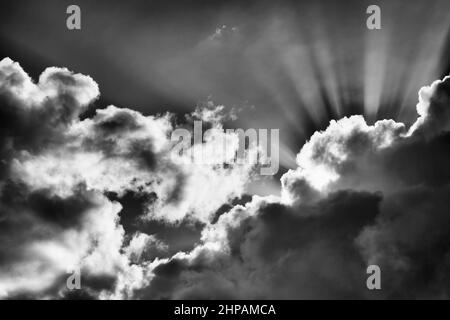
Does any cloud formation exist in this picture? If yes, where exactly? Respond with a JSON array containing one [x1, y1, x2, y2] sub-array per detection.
[[1, 57, 450, 299], [141, 76, 450, 299], [0, 58, 256, 298]]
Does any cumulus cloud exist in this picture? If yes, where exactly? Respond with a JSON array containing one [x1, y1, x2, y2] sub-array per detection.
[[138, 76, 450, 299], [0, 58, 257, 298], [1, 57, 450, 299]]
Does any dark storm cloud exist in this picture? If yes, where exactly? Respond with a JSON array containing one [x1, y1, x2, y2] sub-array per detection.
[[1, 50, 450, 298], [136, 76, 450, 300], [0, 58, 258, 298], [357, 184, 450, 298], [74, 106, 167, 171], [0, 0, 447, 301], [139, 190, 382, 299]]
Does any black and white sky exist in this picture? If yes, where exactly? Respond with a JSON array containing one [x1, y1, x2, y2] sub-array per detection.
[[0, 0, 450, 299]]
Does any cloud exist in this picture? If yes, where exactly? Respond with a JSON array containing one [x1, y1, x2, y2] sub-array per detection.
[[0, 184, 127, 298], [0, 58, 257, 298], [1, 58, 256, 223], [1, 57, 450, 299], [137, 76, 450, 299], [135, 192, 381, 299], [408, 76, 450, 137]]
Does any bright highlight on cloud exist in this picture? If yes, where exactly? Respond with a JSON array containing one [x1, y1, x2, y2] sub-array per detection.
[[0, 58, 449, 299]]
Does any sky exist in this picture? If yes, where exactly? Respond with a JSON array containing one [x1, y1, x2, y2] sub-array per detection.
[[0, 0, 450, 299]]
